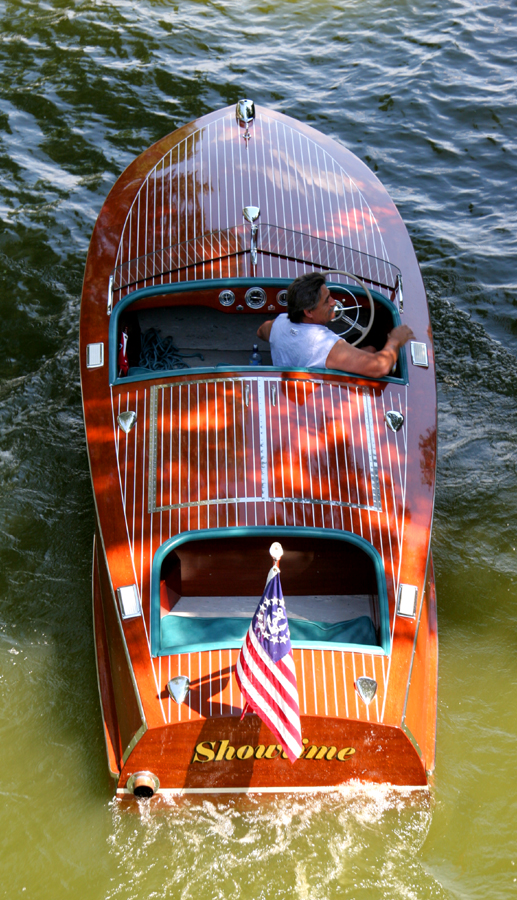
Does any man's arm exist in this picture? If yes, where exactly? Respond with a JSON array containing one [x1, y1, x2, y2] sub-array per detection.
[[256, 320, 274, 341], [325, 325, 415, 377]]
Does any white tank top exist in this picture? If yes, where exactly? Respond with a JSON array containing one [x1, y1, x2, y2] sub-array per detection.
[[269, 314, 341, 369]]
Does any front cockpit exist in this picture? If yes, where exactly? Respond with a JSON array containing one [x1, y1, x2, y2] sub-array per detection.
[[108, 225, 405, 384]]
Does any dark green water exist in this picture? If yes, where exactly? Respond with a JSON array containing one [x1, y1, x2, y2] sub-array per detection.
[[1, 0, 517, 896]]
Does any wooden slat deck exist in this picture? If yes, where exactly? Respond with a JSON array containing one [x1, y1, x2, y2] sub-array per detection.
[[112, 108, 398, 301], [110, 373, 407, 728], [155, 648, 388, 728], [81, 104, 437, 783]]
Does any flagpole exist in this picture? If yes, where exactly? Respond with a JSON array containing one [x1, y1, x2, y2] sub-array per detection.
[[240, 542, 285, 722]]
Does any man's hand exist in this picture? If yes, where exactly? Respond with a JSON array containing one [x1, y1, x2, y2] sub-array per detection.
[[386, 325, 414, 349], [326, 323, 415, 377]]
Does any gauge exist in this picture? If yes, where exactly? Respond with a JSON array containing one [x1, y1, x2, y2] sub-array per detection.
[[245, 287, 267, 309], [219, 290, 235, 306], [276, 290, 288, 306]]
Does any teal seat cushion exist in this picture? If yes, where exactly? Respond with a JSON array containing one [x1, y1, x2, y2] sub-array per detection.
[[159, 614, 378, 656], [128, 366, 153, 375]]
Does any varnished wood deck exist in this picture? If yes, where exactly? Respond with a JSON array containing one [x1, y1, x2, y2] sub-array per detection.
[[111, 371, 408, 728], [112, 108, 399, 301], [81, 104, 437, 786]]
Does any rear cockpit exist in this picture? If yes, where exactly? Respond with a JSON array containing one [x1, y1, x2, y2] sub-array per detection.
[[152, 531, 390, 658]]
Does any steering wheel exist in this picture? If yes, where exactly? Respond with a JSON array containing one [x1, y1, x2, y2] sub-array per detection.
[[326, 270, 375, 347]]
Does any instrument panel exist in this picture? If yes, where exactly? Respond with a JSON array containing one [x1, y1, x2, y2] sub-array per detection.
[[128, 283, 371, 316]]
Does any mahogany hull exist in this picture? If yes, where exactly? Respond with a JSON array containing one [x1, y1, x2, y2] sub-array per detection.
[[82, 104, 438, 795], [92, 527, 436, 790], [118, 718, 427, 792]]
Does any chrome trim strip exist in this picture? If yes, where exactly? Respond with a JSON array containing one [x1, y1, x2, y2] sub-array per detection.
[[122, 721, 148, 766], [363, 389, 382, 511], [148, 385, 159, 513], [116, 784, 429, 797], [401, 722, 423, 759], [95, 531, 148, 738], [107, 274, 114, 315], [401, 551, 432, 725], [149, 495, 381, 513], [91, 536, 119, 781], [148, 375, 378, 391], [257, 378, 269, 500]]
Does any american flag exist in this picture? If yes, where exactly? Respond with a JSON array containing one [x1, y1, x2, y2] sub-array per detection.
[[235, 565, 303, 763]]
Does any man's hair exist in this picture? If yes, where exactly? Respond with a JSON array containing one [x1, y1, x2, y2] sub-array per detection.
[[287, 273, 327, 323]]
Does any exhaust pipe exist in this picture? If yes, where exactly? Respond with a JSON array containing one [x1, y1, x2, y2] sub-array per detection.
[[126, 771, 160, 798]]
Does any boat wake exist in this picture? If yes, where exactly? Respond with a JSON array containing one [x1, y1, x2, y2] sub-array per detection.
[[106, 787, 450, 900]]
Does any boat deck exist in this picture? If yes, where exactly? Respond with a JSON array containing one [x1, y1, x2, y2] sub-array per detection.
[[81, 103, 437, 788], [111, 370, 408, 728]]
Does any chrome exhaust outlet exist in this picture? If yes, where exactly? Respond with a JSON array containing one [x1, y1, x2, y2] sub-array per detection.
[[126, 771, 160, 798]]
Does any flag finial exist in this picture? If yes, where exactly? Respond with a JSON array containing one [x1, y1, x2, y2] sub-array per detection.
[[269, 542, 283, 563]]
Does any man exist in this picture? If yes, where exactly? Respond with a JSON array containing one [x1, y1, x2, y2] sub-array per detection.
[[256, 272, 414, 378]]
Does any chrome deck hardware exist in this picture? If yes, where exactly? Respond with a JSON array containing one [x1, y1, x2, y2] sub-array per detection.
[[385, 410, 404, 433], [397, 272, 403, 313], [410, 341, 429, 368], [236, 99, 255, 142], [397, 584, 418, 618], [355, 676, 377, 705], [117, 584, 142, 619], [243, 205, 260, 266], [86, 342, 104, 369], [117, 410, 137, 433], [167, 675, 190, 704], [107, 274, 114, 315]]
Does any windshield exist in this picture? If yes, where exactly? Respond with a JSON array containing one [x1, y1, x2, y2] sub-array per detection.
[[112, 223, 401, 297]]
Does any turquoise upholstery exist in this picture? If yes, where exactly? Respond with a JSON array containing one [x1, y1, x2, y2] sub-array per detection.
[[159, 613, 378, 656]]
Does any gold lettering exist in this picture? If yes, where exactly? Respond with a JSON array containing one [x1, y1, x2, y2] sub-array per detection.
[[193, 737, 355, 763], [264, 744, 281, 759], [192, 741, 216, 763], [236, 745, 254, 760], [304, 744, 326, 759], [215, 739, 230, 761], [337, 747, 356, 760]]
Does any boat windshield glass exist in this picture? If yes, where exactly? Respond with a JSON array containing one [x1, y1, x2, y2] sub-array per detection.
[[111, 223, 401, 297]]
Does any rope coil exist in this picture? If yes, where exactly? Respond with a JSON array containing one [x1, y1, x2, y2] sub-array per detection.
[[139, 328, 204, 371]]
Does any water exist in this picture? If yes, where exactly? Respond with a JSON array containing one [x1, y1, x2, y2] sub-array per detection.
[[1, 0, 517, 896]]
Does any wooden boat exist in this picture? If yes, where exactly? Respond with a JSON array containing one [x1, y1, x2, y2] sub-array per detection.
[[80, 101, 437, 798]]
